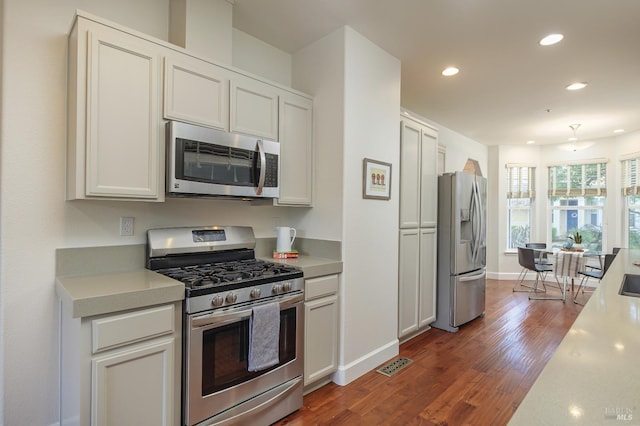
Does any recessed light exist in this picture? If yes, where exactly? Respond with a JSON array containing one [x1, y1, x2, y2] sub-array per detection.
[[540, 33, 564, 46], [614, 129, 625, 134], [526, 140, 535, 144], [566, 82, 588, 91], [442, 67, 459, 77], [568, 136, 577, 141]]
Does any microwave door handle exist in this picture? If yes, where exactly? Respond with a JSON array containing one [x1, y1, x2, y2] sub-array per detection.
[[256, 139, 266, 195]]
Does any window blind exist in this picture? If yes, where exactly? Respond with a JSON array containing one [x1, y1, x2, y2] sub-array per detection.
[[506, 165, 535, 199], [548, 162, 607, 196], [621, 157, 640, 195]]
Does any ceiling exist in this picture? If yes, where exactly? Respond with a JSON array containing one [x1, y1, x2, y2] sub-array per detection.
[[231, 0, 640, 146]]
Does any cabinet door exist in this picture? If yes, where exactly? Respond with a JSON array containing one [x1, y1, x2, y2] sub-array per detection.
[[86, 27, 161, 199], [163, 56, 229, 130], [276, 93, 313, 205], [419, 228, 437, 327], [399, 120, 421, 228], [91, 338, 175, 426], [230, 76, 278, 140], [420, 127, 438, 227], [398, 229, 420, 337], [304, 294, 338, 385]]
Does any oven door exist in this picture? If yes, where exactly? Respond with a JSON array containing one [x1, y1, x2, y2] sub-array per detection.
[[185, 292, 303, 426]]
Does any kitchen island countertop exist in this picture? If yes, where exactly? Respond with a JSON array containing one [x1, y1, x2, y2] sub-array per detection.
[[509, 249, 640, 425]]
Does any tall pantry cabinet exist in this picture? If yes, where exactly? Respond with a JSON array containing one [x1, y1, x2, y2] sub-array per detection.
[[398, 115, 438, 340]]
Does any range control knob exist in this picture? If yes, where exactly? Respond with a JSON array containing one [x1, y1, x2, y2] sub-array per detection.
[[272, 284, 283, 294], [211, 295, 224, 307], [282, 282, 292, 292], [225, 292, 237, 303], [250, 288, 262, 298]]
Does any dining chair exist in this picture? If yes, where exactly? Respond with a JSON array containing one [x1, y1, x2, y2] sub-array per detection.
[[514, 243, 551, 292], [516, 247, 554, 299], [574, 253, 616, 304], [526, 242, 551, 265]]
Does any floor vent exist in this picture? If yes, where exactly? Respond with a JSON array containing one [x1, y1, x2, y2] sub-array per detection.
[[376, 356, 413, 377]]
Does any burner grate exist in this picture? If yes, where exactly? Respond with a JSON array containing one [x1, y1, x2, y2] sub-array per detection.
[[376, 356, 413, 377]]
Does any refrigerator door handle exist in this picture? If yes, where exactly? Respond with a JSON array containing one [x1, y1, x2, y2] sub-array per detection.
[[459, 270, 486, 282], [473, 179, 482, 264], [470, 180, 480, 264], [469, 181, 477, 263]]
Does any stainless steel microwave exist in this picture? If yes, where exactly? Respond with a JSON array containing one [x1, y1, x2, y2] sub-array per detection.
[[166, 121, 280, 198]]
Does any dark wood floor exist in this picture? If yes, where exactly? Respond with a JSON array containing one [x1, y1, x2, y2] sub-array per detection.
[[276, 278, 587, 425]]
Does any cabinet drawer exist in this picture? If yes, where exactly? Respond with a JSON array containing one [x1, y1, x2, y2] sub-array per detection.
[[305, 274, 339, 301], [92, 304, 175, 353]]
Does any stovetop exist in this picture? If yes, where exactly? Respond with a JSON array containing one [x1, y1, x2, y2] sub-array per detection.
[[146, 226, 304, 312], [155, 258, 303, 297]]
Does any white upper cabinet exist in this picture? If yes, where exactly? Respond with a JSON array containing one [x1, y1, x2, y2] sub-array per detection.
[[230, 75, 279, 140], [276, 92, 313, 206], [163, 55, 230, 130], [67, 17, 163, 201], [67, 12, 314, 204], [399, 118, 438, 228], [420, 127, 438, 227], [399, 120, 422, 228]]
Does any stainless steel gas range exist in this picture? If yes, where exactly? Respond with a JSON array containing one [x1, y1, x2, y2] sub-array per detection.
[[146, 226, 304, 426]]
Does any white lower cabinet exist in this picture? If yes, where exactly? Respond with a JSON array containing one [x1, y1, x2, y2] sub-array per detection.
[[91, 339, 174, 426], [398, 228, 437, 340], [60, 302, 181, 426], [304, 274, 339, 389]]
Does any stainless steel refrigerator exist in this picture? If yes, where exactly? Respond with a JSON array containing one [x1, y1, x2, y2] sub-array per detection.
[[432, 171, 487, 332]]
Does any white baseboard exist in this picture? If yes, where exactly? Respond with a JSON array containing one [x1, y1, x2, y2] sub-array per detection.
[[487, 271, 535, 281], [332, 339, 399, 386]]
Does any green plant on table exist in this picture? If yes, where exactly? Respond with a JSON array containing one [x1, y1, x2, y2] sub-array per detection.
[[570, 231, 583, 244]]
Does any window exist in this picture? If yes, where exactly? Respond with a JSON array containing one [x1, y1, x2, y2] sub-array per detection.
[[506, 165, 535, 249], [622, 156, 640, 248], [548, 162, 607, 251]]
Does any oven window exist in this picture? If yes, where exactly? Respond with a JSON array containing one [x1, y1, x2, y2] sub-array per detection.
[[201, 307, 297, 396]]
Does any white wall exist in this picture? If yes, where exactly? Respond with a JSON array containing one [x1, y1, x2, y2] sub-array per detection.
[[0, 2, 298, 424], [339, 27, 401, 383], [290, 29, 345, 241], [0, 0, 4, 421], [291, 26, 402, 385], [169, 0, 233, 64], [232, 28, 292, 87]]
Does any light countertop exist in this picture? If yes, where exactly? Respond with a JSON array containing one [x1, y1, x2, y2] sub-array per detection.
[[56, 269, 184, 318], [263, 255, 343, 278], [56, 254, 341, 319], [509, 249, 640, 425]]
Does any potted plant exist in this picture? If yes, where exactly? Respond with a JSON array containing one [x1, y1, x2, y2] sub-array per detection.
[[569, 231, 584, 250]]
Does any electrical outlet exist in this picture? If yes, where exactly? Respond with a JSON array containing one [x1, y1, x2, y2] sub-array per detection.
[[120, 217, 134, 236]]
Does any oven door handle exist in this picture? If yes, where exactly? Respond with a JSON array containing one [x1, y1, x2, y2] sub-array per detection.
[[191, 293, 303, 329]]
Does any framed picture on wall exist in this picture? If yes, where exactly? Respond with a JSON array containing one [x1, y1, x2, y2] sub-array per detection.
[[362, 158, 392, 200]]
